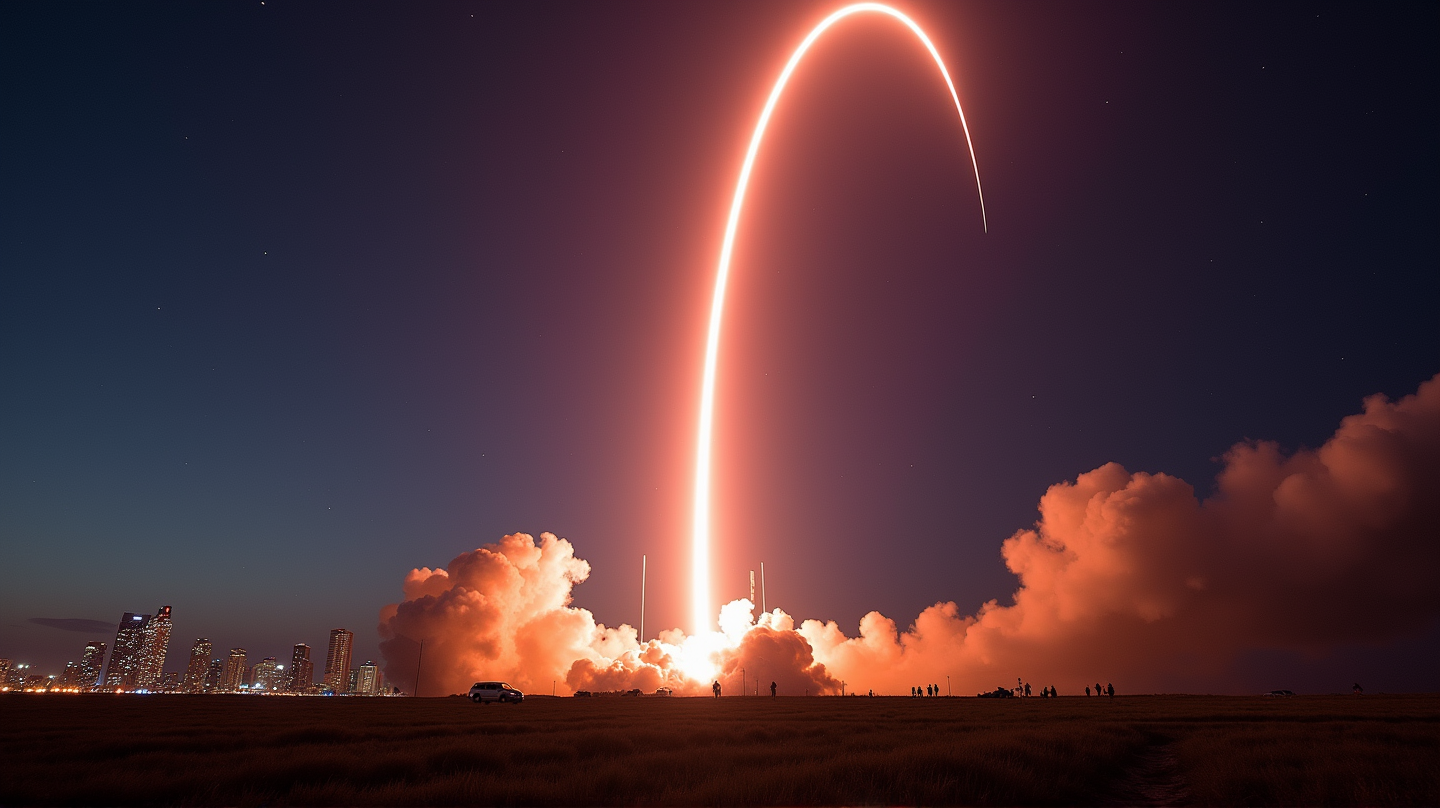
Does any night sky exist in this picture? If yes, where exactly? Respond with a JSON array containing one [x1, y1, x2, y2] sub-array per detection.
[[2, 1, 1436, 689]]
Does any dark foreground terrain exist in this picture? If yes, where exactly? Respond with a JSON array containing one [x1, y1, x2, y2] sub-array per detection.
[[2, 693, 1437, 806]]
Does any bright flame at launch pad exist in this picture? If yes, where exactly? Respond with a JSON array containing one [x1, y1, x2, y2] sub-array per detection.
[[691, 3, 987, 634]]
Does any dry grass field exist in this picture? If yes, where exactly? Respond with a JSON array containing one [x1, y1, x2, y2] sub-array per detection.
[[2, 692, 1437, 806]]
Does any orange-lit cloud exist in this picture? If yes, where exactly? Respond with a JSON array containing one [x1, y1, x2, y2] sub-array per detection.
[[376, 532, 840, 696], [803, 372, 1440, 693], [380, 373, 1439, 695], [376, 532, 628, 696]]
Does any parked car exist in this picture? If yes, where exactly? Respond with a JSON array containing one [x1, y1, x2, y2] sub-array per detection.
[[655, 688, 673, 696], [977, 687, 1015, 698], [1263, 689, 1296, 697], [468, 682, 524, 704]]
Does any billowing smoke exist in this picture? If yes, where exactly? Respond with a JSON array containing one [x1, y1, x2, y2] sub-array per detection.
[[378, 532, 648, 696], [380, 373, 1440, 695], [803, 372, 1440, 693], [377, 531, 835, 696]]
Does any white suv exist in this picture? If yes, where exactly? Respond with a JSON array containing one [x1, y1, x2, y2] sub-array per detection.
[[468, 681, 524, 704]]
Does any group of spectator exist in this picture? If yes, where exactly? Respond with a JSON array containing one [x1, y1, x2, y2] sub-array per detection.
[[711, 678, 1118, 698], [1011, 679, 1115, 698]]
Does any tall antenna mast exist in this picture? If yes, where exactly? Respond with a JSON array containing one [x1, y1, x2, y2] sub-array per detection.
[[761, 562, 766, 615], [640, 554, 647, 644], [749, 570, 755, 609]]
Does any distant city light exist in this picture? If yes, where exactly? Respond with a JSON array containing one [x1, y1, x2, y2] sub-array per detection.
[[7, 613, 383, 698]]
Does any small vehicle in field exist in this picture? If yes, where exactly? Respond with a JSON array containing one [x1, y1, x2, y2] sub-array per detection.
[[469, 681, 524, 704], [977, 687, 1015, 698]]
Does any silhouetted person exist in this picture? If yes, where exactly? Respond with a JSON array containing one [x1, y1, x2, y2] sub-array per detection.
[[1106, 682, 1114, 699], [1086, 686, 1091, 697], [1051, 685, 1058, 697], [712, 680, 721, 698], [927, 684, 934, 697], [770, 681, 776, 697], [934, 683, 940, 697], [1096, 682, 1103, 697], [1024, 682, 1031, 697]]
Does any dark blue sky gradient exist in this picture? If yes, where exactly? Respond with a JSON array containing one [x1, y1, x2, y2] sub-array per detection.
[[2, 1, 1435, 688]]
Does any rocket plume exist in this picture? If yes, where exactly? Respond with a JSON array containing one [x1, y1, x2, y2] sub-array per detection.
[[376, 532, 839, 696], [692, 2, 987, 634], [380, 374, 1440, 696]]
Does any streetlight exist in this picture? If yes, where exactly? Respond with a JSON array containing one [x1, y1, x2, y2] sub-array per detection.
[[947, 675, 951, 697]]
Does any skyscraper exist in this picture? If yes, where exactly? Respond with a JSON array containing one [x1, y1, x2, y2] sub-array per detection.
[[78, 642, 107, 689], [251, 657, 285, 692], [204, 658, 223, 692], [288, 644, 313, 693], [104, 612, 151, 689], [60, 662, 81, 687], [323, 629, 353, 694], [219, 648, 247, 692], [135, 605, 173, 690], [183, 639, 213, 693], [354, 661, 381, 695]]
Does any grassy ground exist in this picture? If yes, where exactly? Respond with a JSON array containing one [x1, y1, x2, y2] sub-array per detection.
[[2, 693, 1436, 805]]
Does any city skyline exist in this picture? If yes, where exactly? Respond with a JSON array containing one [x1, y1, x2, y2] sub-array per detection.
[[0, 606, 387, 695]]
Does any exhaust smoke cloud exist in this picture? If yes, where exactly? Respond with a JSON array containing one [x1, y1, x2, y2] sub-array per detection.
[[380, 373, 1440, 695]]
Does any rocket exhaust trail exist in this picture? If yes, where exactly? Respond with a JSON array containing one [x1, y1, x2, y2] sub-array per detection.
[[691, 3, 987, 633]]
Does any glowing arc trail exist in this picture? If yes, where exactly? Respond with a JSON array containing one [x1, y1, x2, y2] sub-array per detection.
[[692, 3, 988, 633]]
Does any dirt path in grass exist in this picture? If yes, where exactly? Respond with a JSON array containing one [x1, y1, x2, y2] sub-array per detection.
[[1102, 739, 1192, 806]]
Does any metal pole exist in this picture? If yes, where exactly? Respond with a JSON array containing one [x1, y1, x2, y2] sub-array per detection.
[[640, 554, 647, 643], [761, 562, 766, 614], [415, 639, 424, 698]]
